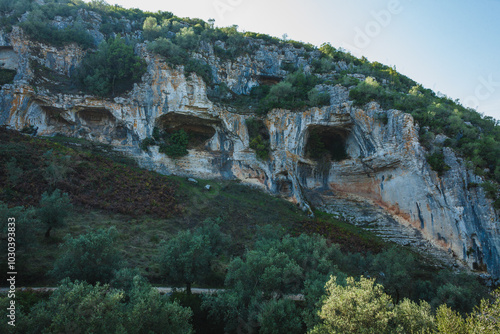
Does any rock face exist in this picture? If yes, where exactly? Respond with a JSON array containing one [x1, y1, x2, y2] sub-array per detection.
[[1, 25, 499, 278]]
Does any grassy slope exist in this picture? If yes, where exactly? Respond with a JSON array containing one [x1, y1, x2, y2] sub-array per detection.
[[1, 128, 386, 286]]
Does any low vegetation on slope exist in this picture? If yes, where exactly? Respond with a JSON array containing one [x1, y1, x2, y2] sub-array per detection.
[[0, 128, 179, 216], [0, 128, 495, 333]]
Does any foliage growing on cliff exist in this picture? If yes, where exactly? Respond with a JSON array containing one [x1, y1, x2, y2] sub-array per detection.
[[345, 65, 500, 187], [246, 118, 270, 160], [254, 69, 330, 113], [159, 129, 189, 158], [312, 43, 500, 187], [0, 68, 16, 86], [78, 36, 146, 97], [426, 150, 451, 176], [19, 5, 95, 48], [145, 26, 212, 84]]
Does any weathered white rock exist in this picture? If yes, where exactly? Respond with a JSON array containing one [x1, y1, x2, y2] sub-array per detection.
[[1, 23, 499, 278]]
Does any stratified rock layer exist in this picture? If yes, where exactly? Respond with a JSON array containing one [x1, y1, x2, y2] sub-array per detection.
[[1, 25, 499, 278]]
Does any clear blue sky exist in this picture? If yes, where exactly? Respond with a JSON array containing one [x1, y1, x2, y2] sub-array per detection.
[[88, 0, 500, 121]]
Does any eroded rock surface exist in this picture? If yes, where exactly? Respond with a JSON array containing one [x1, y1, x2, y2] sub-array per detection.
[[1, 25, 499, 279]]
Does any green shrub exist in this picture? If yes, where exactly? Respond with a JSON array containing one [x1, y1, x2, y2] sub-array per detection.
[[20, 9, 94, 48], [78, 36, 146, 97], [246, 118, 270, 160], [38, 189, 72, 238], [307, 88, 330, 106], [50, 227, 123, 284], [142, 16, 163, 41], [311, 57, 334, 74], [159, 129, 189, 158], [426, 151, 451, 176], [481, 181, 498, 199], [20, 124, 38, 135], [158, 220, 228, 294], [147, 37, 188, 66], [258, 69, 329, 112], [349, 77, 394, 108], [175, 27, 200, 50], [140, 137, 156, 152], [281, 61, 298, 72], [5, 157, 23, 186], [185, 58, 212, 85], [376, 112, 389, 125], [0, 68, 16, 86]]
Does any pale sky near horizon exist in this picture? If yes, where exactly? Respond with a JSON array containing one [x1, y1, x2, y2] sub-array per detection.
[[85, 0, 500, 121]]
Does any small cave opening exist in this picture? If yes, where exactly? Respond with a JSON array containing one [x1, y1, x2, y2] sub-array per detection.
[[41, 105, 72, 126], [156, 113, 219, 149], [77, 108, 116, 126], [304, 125, 350, 162], [275, 172, 293, 198], [257, 75, 282, 86]]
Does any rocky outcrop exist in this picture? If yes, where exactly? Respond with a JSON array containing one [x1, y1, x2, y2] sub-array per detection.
[[1, 24, 499, 279]]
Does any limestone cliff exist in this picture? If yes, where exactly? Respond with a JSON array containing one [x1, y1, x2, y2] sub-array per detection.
[[1, 21, 499, 280]]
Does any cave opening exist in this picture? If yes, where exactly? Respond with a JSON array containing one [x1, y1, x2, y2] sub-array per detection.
[[305, 125, 349, 162], [156, 113, 218, 149], [42, 106, 72, 126], [77, 108, 116, 126]]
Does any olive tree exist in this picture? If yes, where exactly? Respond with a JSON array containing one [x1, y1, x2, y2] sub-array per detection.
[[38, 189, 72, 238], [50, 227, 123, 284]]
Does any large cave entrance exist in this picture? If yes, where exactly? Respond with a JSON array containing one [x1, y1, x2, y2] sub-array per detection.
[[156, 113, 219, 149], [304, 125, 349, 162]]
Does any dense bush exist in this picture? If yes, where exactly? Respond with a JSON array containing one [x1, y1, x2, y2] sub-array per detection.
[[2, 278, 194, 334], [311, 276, 436, 334], [147, 37, 188, 65], [158, 219, 229, 294], [0, 68, 16, 86], [185, 58, 213, 85], [20, 8, 94, 48], [0, 201, 38, 249], [258, 69, 330, 112], [349, 76, 394, 109], [38, 189, 72, 238], [427, 150, 451, 176], [0, 0, 35, 31], [246, 118, 270, 160], [78, 36, 146, 97], [158, 129, 189, 158], [50, 227, 123, 284]]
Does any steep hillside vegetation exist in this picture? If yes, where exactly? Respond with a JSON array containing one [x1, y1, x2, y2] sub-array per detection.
[[0, 127, 494, 333]]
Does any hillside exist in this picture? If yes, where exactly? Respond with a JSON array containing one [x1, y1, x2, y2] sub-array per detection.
[[0, 1, 500, 332], [0, 126, 493, 333]]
